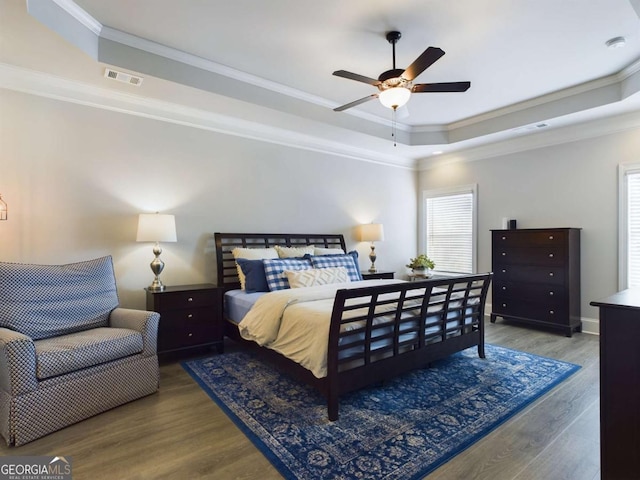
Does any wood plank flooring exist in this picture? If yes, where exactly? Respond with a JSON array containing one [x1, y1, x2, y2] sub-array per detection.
[[0, 320, 600, 480]]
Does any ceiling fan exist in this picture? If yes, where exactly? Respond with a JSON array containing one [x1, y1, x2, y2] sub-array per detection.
[[333, 31, 470, 112]]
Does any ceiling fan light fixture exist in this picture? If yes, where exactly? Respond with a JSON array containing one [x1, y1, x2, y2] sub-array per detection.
[[379, 86, 411, 109]]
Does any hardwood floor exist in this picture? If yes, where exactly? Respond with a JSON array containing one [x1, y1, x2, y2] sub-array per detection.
[[0, 320, 600, 480]]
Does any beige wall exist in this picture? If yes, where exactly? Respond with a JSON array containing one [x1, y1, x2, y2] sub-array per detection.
[[419, 127, 640, 332], [0, 89, 418, 309]]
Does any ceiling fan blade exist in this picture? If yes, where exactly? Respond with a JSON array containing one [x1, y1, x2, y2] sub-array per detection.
[[412, 81, 471, 93], [333, 94, 378, 112], [402, 47, 445, 81], [333, 70, 381, 86]]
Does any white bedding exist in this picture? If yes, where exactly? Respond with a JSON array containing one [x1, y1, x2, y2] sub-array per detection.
[[238, 279, 405, 378]]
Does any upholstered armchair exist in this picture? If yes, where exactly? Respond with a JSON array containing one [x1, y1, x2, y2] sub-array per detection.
[[0, 256, 160, 446]]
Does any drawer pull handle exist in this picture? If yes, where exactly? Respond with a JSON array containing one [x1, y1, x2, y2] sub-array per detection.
[[502, 252, 506, 256], [549, 292, 554, 296], [502, 269, 507, 273], [502, 303, 507, 307], [188, 314, 193, 318], [502, 286, 507, 290], [548, 253, 554, 258], [188, 297, 193, 302], [502, 236, 506, 240], [549, 310, 555, 315], [549, 235, 554, 240], [188, 333, 193, 337], [549, 272, 554, 277]]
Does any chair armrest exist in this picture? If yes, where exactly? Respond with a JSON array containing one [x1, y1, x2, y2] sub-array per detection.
[[0, 328, 38, 395], [109, 308, 159, 356]]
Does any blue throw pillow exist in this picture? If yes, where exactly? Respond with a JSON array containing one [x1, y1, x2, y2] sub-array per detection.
[[236, 258, 270, 293], [306, 251, 363, 281]]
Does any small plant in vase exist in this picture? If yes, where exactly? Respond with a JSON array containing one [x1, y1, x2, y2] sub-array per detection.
[[406, 254, 435, 277]]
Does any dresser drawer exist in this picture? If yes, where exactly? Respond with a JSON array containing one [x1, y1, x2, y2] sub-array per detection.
[[493, 230, 567, 247], [493, 265, 565, 285], [493, 281, 566, 304], [493, 300, 568, 326], [153, 289, 216, 309], [493, 246, 566, 266]]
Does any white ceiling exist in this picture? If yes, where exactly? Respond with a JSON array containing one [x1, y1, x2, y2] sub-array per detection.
[[11, 0, 640, 167]]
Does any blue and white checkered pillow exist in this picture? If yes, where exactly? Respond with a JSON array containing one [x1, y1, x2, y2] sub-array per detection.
[[263, 258, 313, 291], [308, 251, 363, 282]]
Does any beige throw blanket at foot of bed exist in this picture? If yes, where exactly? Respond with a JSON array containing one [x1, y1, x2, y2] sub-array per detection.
[[238, 279, 404, 378]]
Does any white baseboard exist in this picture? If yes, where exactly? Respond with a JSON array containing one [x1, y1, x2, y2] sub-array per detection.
[[484, 303, 599, 335]]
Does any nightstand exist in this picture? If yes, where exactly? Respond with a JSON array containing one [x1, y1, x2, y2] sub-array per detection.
[[361, 271, 395, 280], [146, 283, 223, 358]]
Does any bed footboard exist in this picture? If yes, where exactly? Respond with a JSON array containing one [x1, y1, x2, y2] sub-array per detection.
[[325, 273, 492, 421]]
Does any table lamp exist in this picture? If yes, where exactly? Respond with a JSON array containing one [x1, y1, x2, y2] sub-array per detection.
[[136, 213, 177, 291], [359, 223, 385, 273]]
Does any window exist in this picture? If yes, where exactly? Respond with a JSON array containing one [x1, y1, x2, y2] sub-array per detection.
[[619, 164, 640, 289], [421, 184, 477, 274]]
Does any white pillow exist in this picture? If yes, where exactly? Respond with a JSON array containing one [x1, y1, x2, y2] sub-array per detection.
[[232, 247, 278, 289], [313, 247, 346, 256], [274, 245, 315, 258], [284, 267, 350, 288]]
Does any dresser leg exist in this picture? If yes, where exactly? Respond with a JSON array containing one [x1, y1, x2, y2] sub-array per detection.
[[490, 314, 497, 324]]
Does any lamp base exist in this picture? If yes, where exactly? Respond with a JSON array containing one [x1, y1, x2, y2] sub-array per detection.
[[369, 244, 377, 273], [147, 243, 167, 292], [147, 281, 166, 292]]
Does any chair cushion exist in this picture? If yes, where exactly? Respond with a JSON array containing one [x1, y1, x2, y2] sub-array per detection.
[[0, 256, 119, 340], [34, 327, 143, 380]]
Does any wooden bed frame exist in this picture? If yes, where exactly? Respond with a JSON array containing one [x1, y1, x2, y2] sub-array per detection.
[[215, 232, 493, 420]]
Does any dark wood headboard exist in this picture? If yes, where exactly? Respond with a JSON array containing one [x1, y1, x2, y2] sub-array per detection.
[[214, 232, 347, 290]]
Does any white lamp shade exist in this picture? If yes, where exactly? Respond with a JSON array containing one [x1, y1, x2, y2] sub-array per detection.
[[378, 87, 411, 109], [136, 213, 177, 242], [360, 223, 385, 242]]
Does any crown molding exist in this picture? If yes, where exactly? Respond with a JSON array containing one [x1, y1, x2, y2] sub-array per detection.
[[448, 74, 620, 131], [0, 63, 416, 170], [418, 109, 640, 171], [50, 0, 102, 35]]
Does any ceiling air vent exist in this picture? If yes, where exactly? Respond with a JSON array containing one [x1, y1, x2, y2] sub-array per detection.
[[103, 68, 143, 87]]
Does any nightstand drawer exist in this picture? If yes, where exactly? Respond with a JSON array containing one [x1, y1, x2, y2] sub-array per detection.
[[362, 271, 395, 280], [158, 307, 215, 324], [157, 318, 217, 352], [153, 289, 215, 309]]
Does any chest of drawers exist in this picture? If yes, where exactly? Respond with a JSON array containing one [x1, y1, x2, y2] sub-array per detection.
[[490, 228, 581, 336], [146, 284, 223, 358]]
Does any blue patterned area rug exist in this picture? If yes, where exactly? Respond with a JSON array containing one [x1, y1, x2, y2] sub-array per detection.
[[183, 344, 580, 480]]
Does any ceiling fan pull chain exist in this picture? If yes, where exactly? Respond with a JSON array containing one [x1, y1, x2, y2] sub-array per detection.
[[392, 107, 397, 147]]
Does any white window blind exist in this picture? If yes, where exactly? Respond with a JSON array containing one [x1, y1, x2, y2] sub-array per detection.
[[625, 169, 640, 288], [424, 188, 475, 274]]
